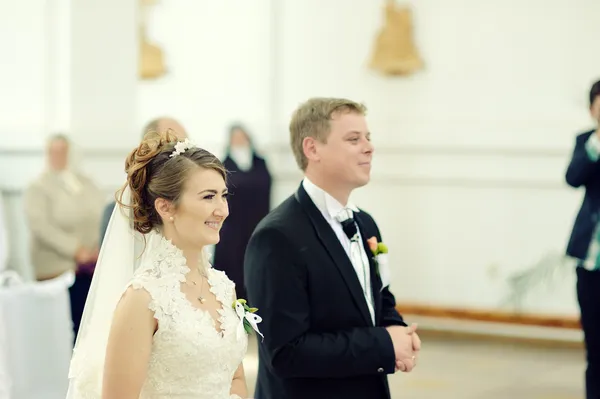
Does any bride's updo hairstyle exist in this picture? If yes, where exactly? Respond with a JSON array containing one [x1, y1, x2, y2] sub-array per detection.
[[118, 130, 226, 234]]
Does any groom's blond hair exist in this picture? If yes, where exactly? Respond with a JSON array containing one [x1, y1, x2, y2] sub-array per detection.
[[289, 97, 367, 171]]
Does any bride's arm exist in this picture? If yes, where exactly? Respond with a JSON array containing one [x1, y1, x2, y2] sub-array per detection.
[[102, 287, 157, 399], [230, 362, 248, 398]]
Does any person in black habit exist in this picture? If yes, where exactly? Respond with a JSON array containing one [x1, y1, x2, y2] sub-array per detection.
[[212, 123, 272, 299]]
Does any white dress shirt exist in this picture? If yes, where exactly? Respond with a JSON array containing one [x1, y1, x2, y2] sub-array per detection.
[[302, 177, 375, 324]]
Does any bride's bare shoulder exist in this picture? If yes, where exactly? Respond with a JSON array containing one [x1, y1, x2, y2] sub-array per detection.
[[114, 286, 155, 320], [107, 286, 158, 339], [104, 288, 156, 394]]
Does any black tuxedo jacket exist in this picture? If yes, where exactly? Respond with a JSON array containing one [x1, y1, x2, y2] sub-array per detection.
[[565, 130, 600, 259], [244, 184, 407, 399]]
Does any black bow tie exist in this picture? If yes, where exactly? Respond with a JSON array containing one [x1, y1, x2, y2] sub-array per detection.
[[340, 217, 359, 242]]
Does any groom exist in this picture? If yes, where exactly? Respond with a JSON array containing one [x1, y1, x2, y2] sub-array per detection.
[[244, 97, 420, 399]]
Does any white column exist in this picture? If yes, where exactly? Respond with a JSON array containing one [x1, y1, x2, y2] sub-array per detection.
[[45, 0, 71, 134], [0, 0, 47, 149], [70, 0, 138, 149], [268, 0, 284, 147]]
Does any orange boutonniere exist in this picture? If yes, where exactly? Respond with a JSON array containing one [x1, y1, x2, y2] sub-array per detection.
[[367, 237, 388, 256], [367, 237, 388, 277]]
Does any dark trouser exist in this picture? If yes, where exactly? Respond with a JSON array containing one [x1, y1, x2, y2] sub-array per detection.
[[577, 266, 600, 399], [68, 271, 93, 342]]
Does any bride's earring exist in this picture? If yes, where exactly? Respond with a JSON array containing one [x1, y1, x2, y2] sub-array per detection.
[[169, 216, 174, 222]]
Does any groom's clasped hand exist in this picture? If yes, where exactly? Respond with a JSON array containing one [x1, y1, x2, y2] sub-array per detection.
[[386, 323, 421, 373]]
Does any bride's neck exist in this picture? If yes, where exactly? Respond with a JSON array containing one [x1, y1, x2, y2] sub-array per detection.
[[161, 229, 205, 270], [182, 249, 202, 270]]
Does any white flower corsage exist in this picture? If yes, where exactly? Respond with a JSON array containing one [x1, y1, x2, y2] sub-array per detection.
[[233, 298, 264, 341], [169, 138, 196, 158]]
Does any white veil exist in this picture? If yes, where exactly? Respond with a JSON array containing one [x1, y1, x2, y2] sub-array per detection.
[[66, 184, 145, 398]]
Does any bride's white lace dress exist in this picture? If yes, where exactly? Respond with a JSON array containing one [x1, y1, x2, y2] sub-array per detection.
[[70, 235, 248, 399]]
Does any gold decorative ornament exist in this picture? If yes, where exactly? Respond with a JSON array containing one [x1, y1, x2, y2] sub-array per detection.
[[139, 0, 167, 80], [368, 0, 424, 76]]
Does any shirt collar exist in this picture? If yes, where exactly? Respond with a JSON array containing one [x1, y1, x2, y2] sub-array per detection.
[[302, 177, 359, 221]]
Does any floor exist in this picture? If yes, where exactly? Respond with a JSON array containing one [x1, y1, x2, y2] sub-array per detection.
[[242, 334, 586, 398]]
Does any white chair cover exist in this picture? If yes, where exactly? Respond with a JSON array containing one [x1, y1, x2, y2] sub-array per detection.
[[0, 271, 74, 399]]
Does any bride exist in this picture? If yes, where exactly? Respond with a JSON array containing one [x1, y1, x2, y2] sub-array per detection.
[[66, 131, 260, 398]]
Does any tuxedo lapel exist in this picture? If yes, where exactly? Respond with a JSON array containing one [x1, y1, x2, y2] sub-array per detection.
[[354, 213, 383, 323], [294, 185, 373, 326]]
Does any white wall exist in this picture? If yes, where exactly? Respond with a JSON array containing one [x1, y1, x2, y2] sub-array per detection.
[[277, 0, 598, 147], [0, 0, 48, 148], [1, 0, 599, 317], [70, 0, 138, 149], [137, 0, 275, 156], [265, 0, 600, 317], [0, 0, 138, 279]]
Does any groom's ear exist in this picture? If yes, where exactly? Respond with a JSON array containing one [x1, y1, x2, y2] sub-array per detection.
[[154, 197, 174, 221], [302, 136, 320, 163]]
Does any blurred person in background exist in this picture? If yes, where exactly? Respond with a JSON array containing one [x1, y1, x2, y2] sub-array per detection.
[[142, 116, 187, 140], [24, 134, 105, 340], [565, 79, 600, 399], [99, 117, 188, 245], [212, 123, 271, 299]]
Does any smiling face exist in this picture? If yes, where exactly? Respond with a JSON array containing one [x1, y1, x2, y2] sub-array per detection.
[[305, 111, 374, 191], [157, 167, 229, 250]]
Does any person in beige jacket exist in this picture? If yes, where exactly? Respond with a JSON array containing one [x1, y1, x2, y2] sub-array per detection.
[[24, 134, 105, 339]]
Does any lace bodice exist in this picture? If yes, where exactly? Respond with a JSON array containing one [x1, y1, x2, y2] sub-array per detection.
[[128, 236, 248, 399], [67, 233, 248, 399]]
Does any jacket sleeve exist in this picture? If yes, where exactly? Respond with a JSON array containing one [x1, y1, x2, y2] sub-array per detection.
[[24, 183, 80, 258], [380, 286, 407, 327], [566, 133, 600, 188], [244, 226, 397, 379]]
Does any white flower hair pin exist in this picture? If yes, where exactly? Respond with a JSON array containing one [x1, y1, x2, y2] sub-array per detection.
[[169, 138, 196, 158]]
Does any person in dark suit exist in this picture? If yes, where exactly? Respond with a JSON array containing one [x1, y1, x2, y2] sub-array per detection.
[[244, 97, 420, 399], [565, 79, 600, 399], [212, 124, 271, 299]]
